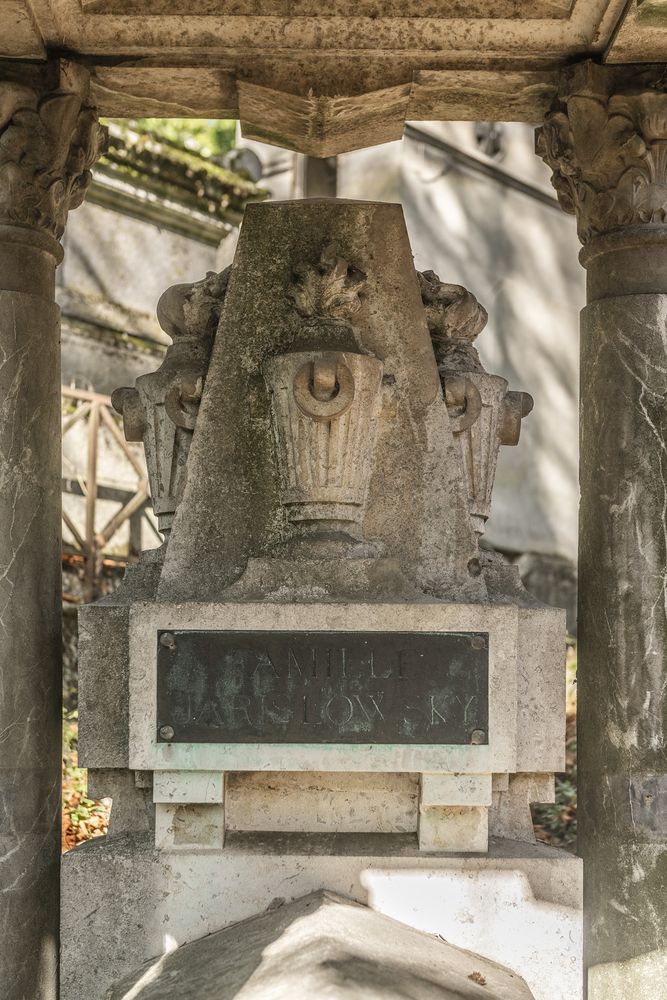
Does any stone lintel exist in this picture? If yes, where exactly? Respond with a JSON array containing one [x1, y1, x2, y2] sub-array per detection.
[[85, 64, 560, 157]]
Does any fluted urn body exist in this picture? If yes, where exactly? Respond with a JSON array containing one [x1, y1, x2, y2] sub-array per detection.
[[264, 350, 384, 540], [445, 372, 514, 536]]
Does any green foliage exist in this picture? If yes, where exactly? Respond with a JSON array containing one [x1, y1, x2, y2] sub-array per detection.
[[62, 709, 109, 850], [107, 119, 237, 158]]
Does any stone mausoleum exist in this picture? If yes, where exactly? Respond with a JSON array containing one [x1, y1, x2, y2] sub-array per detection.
[[0, 4, 666, 1000]]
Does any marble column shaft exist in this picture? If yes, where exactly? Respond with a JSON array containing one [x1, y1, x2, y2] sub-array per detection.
[[0, 63, 106, 1000], [537, 61, 667, 999]]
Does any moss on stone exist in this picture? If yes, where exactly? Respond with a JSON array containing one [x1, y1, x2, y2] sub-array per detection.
[[98, 122, 267, 221]]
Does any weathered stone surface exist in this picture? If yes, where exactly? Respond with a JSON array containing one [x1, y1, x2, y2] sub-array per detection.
[[225, 771, 418, 834], [419, 804, 489, 854], [78, 548, 164, 768], [61, 834, 581, 1000], [2, 5, 659, 146], [112, 269, 228, 535], [0, 64, 107, 239], [0, 60, 104, 1000], [158, 200, 483, 602], [516, 606, 566, 774], [239, 80, 411, 156], [155, 802, 225, 851], [538, 59, 667, 1000], [0, 276, 61, 1000], [536, 61, 667, 245], [87, 768, 154, 837], [606, 0, 667, 63], [578, 293, 667, 991], [106, 890, 535, 999], [421, 269, 532, 538], [490, 774, 555, 843]]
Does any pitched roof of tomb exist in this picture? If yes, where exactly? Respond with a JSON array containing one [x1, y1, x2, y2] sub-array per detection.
[[106, 890, 535, 1000]]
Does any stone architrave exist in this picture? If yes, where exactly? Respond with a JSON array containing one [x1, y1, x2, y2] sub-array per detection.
[[536, 59, 667, 1000], [0, 60, 106, 1000]]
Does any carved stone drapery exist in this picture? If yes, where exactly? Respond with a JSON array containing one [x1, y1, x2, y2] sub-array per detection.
[[536, 61, 667, 245], [0, 75, 107, 240], [262, 246, 382, 543]]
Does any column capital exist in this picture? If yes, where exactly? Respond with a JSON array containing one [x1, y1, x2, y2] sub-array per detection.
[[0, 60, 107, 245], [536, 60, 667, 248]]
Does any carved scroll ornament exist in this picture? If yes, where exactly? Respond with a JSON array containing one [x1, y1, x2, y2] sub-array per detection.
[[0, 80, 107, 239], [112, 268, 229, 535], [419, 270, 533, 536], [536, 69, 667, 244]]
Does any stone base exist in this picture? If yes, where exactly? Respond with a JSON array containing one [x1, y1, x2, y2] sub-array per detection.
[[61, 834, 582, 1000]]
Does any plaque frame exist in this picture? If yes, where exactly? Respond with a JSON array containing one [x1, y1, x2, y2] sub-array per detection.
[[129, 602, 519, 774]]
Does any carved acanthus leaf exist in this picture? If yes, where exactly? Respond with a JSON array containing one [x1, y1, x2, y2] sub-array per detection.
[[0, 81, 107, 239], [288, 244, 367, 321], [536, 68, 667, 244]]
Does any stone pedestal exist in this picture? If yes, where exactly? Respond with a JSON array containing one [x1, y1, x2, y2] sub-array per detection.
[[537, 60, 667, 1000], [0, 63, 106, 1000]]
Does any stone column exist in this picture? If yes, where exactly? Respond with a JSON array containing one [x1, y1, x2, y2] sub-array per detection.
[[537, 61, 667, 999], [0, 63, 106, 999]]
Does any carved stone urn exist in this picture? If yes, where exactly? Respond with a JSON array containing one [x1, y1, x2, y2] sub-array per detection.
[[420, 270, 533, 537], [264, 350, 384, 541], [444, 373, 533, 535], [112, 269, 228, 534]]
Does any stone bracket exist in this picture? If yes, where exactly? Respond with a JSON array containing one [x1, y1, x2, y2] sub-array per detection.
[[418, 773, 491, 853]]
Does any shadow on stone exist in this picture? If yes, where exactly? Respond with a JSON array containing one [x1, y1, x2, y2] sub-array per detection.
[[106, 890, 534, 999]]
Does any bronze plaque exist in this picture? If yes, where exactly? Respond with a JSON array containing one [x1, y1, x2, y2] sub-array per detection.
[[156, 630, 488, 745]]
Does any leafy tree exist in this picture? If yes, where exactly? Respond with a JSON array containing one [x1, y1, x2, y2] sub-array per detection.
[[107, 118, 237, 159]]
